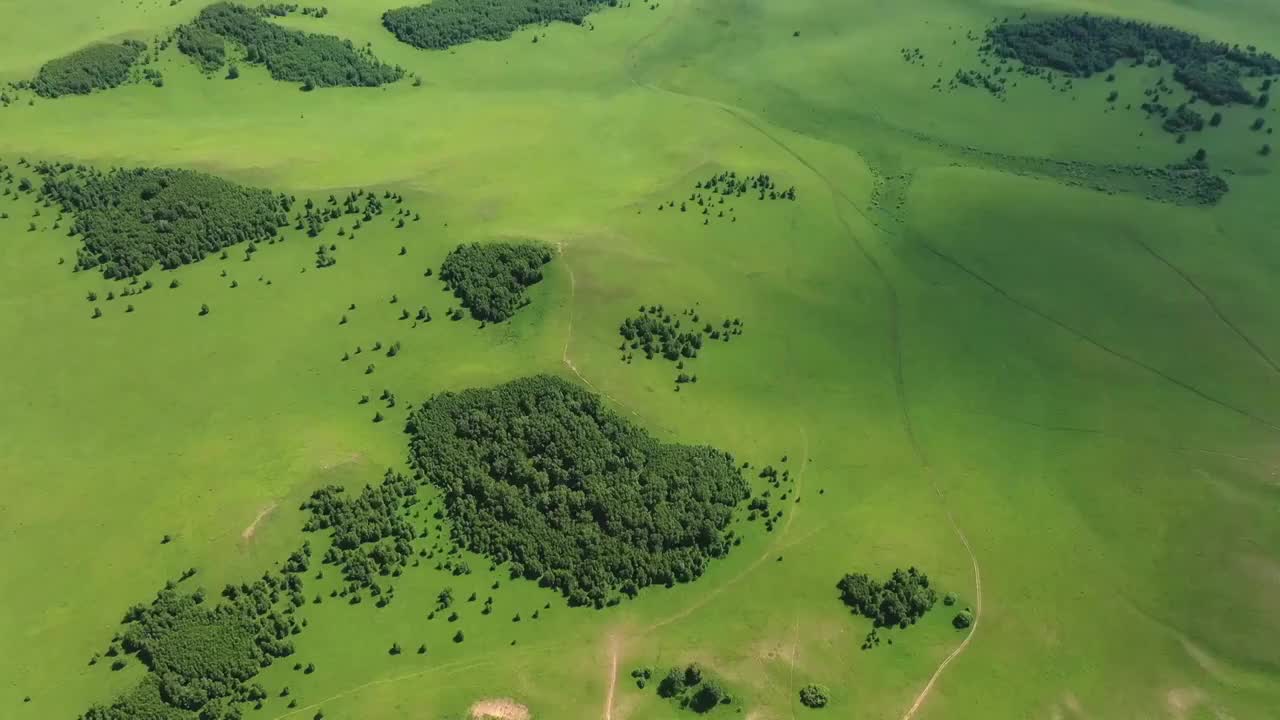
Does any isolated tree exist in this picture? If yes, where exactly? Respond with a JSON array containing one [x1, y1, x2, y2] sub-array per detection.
[[1263, 143, 1273, 156], [91, 306, 103, 319], [953, 610, 974, 629], [226, 64, 240, 79], [452, 630, 464, 643], [798, 684, 830, 708], [199, 303, 210, 316]]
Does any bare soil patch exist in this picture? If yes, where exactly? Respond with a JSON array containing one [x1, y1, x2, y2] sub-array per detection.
[[240, 502, 278, 542], [469, 698, 531, 720]]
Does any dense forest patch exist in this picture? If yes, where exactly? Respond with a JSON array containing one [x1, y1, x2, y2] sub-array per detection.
[[29, 41, 147, 98], [438, 241, 553, 322], [382, 0, 613, 51], [81, 569, 304, 719], [618, 304, 745, 386], [36, 164, 289, 279], [984, 14, 1280, 106], [179, 2, 402, 88], [406, 375, 750, 607]]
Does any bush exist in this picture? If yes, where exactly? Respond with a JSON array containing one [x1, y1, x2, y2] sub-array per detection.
[[438, 241, 553, 321], [799, 684, 829, 709], [32, 41, 146, 98]]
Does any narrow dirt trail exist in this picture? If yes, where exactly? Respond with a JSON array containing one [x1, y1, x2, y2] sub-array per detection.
[[557, 242, 644, 420], [625, 29, 986, 717], [900, 497, 982, 720], [603, 635, 621, 720]]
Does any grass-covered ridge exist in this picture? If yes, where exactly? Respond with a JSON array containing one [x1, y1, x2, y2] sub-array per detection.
[[29, 41, 146, 98], [37, 164, 289, 279], [406, 375, 750, 608], [383, 0, 613, 50], [179, 2, 402, 88]]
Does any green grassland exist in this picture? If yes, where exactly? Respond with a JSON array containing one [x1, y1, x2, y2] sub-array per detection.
[[1, 0, 1279, 719]]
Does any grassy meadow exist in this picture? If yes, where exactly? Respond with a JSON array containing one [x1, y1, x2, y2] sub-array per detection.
[[1, 0, 1279, 719]]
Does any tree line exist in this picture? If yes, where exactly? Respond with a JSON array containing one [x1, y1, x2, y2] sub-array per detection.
[[179, 2, 402, 88], [383, 0, 615, 51], [36, 163, 290, 279], [986, 14, 1280, 107], [405, 375, 750, 608], [26, 41, 147, 98]]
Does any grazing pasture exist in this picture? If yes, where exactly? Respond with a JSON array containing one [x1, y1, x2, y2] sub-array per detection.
[[1, 0, 1278, 719]]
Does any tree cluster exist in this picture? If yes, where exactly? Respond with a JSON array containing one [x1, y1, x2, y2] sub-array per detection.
[[1161, 104, 1205, 134], [81, 565, 306, 720], [985, 14, 1280, 106], [617, 304, 744, 385], [836, 566, 937, 629], [696, 170, 795, 201], [301, 469, 420, 596], [405, 375, 750, 607], [36, 164, 289, 278], [383, 0, 614, 51], [438, 241, 553, 322], [652, 663, 732, 713], [179, 3, 402, 88], [30, 41, 147, 98]]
